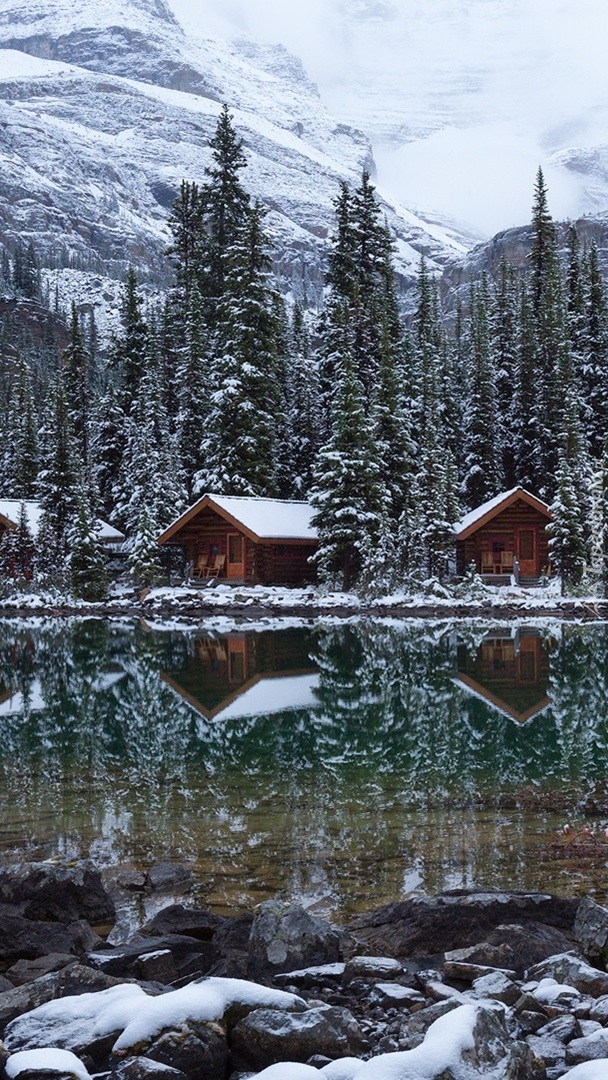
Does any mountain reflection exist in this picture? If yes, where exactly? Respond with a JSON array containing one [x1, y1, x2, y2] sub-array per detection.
[[1, 619, 608, 914]]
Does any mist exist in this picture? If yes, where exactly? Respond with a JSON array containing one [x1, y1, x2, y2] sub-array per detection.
[[168, 0, 608, 237]]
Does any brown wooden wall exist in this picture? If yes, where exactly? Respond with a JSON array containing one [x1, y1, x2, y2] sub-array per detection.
[[165, 506, 317, 585], [456, 499, 551, 575]]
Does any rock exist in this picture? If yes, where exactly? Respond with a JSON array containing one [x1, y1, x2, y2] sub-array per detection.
[[139, 904, 223, 941], [112, 1059, 187, 1079], [566, 1027, 608, 1064], [136, 950, 178, 985], [486, 922, 580, 976], [3, 1047, 91, 1079], [124, 1021, 228, 1080], [527, 953, 608, 998], [343, 956, 403, 983], [230, 1005, 366, 1069], [527, 1030, 567, 1067], [214, 915, 254, 956], [589, 995, 608, 1023], [574, 897, 608, 967], [462, 1005, 541, 1079], [444, 942, 517, 969], [113, 869, 148, 891], [0, 914, 102, 965], [472, 970, 521, 1005], [443, 959, 518, 982], [0, 976, 13, 992], [348, 891, 579, 963], [88, 934, 217, 981], [248, 901, 344, 978], [0, 965, 136, 1036], [6, 954, 78, 986], [144, 864, 194, 892], [536, 1013, 580, 1042], [274, 964, 346, 989], [401, 998, 462, 1046], [368, 983, 425, 1009], [0, 861, 115, 924]]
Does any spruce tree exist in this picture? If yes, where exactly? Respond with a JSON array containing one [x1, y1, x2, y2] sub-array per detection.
[[311, 347, 388, 591], [0, 502, 35, 585], [582, 241, 608, 458], [67, 483, 108, 601], [63, 303, 90, 466], [462, 275, 500, 507], [110, 268, 150, 414]]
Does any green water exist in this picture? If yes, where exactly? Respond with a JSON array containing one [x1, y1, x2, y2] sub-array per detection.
[[1, 618, 608, 920]]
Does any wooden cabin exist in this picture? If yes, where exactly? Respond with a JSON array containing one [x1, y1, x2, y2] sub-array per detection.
[[455, 630, 552, 724], [0, 499, 125, 549], [453, 487, 552, 584], [157, 494, 318, 586]]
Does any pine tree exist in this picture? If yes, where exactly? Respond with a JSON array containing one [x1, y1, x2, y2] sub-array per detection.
[[0, 502, 35, 585], [582, 241, 608, 458], [282, 303, 322, 497], [311, 348, 388, 591], [491, 258, 518, 487], [4, 352, 38, 497], [548, 393, 590, 592], [110, 268, 150, 414], [196, 202, 282, 497], [590, 442, 608, 597], [90, 385, 125, 519], [67, 483, 107, 601], [462, 276, 500, 507], [62, 303, 90, 465], [128, 502, 163, 587], [36, 372, 80, 574]]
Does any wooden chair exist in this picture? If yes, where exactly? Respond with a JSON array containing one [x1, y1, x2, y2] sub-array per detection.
[[192, 552, 210, 579], [202, 554, 226, 579]]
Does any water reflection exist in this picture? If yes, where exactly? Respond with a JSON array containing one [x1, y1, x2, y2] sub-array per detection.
[[456, 629, 553, 724], [1, 619, 608, 917]]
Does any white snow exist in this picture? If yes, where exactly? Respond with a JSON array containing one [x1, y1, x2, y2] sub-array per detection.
[[532, 977, 581, 1005], [205, 674, 320, 723], [0, 500, 124, 543], [252, 1004, 485, 1080], [5, 1047, 92, 1079], [563, 1063, 608, 1079], [0, 679, 45, 717], [453, 487, 535, 537], [6, 977, 305, 1056], [162, 493, 317, 543]]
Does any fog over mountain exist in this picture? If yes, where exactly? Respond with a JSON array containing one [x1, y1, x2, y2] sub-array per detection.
[[169, 0, 608, 237]]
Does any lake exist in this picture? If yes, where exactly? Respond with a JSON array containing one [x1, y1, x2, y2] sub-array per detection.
[[1, 617, 608, 921]]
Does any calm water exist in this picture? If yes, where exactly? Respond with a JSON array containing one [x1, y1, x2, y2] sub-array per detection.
[[1, 617, 608, 920]]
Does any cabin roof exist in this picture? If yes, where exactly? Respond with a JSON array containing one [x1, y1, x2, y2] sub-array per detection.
[[453, 487, 552, 540], [158, 493, 318, 546], [0, 499, 125, 542]]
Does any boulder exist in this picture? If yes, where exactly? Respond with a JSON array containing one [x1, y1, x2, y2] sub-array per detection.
[[0, 862, 114, 924], [230, 1005, 365, 1069], [574, 897, 608, 968], [0, 915, 101, 965], [138, 905, 223, 941], [122, 1021, 228, 1080], [6, 955, 78, 987], [527, 952, 608, 998], [0, 966, 132, 1035], [144, 865, 193, 892], [472, 970, 521, 1005], [348, 891, 579, 962], [112, 1059, 187, 1079], [485, 922, 579, 975], [88, 934, 217, 981], [248, 901, 344, 979], [343, 956, 403, 983], [566, 1027, 608, 1064]]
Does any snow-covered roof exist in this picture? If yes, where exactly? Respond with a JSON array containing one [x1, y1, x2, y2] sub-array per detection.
[[0, 500, 125, 543], [453, 487, 551, 539], [211, 673, 320, 722], [159, 493, 318, 544]]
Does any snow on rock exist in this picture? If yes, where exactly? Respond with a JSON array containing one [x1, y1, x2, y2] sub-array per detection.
[[564, 1063, 608, 1078], [5, 1047, 92, 1079], [5, 976, 306, 1057], [532, 977, 582, 1005]]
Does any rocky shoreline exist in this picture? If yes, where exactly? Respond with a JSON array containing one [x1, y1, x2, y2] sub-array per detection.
[[2, 863, 608, 1077]]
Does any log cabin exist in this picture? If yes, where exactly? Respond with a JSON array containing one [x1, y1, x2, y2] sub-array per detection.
[[0, 499, 125, 548], [453, 487, 552, 585], [157, 493, 319, 586]]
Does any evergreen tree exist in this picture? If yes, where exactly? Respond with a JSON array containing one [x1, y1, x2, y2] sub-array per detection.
[[196, 202, 282, 497], [63, 303, 90, 465], [582, 241, 608, 457], [90, 385, 125, 519], [548, 393, 590, 592], [110, 268, 150, 414], [0, 502, 35, 585], [67, 483, 108, 601], [311, 348, 388, 591], [36, 372, 80, 572], [282, 303, 322, 497], [128, 502, 163, 587], [462, 276, 500, 507], [590, 443, 608, 597], [490, 258, 518, 486], [3, 353, 38, 497]]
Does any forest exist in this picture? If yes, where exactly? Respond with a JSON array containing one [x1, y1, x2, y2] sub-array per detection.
[[1, 106, 608, 599]]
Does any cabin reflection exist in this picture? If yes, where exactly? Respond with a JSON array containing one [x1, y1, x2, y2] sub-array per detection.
[[160, 630, 320, 721], [456, 630, 552, 723]]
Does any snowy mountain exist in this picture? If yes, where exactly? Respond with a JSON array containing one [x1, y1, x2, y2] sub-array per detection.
[[0, 0, 476, 319]]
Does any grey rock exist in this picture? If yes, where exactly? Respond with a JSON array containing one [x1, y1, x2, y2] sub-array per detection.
[[565, 1027, 608, 1064], [230, 1005, 365, 1069], [472, 969, 521, 1005], [0, 913, 102, 965], [349, 891, 579, 964], [89, 934, 216, 981], [589, 994, 608, 1023], [401, 998, 462, 1046], [527, 1031, 567, 1067], [6, 954, 78, 986], [443, 959, 517, 981], [485, 922, 578, 977], [144, 864, 194, 892], [368, 982, 425, 1008], [0, 860, 115, 924], [517, 1009, 549, 1035], [343, 955, 403, 983], [112, 1059, 187, 1079], [574, 896, 608, 967], [0, 976, 13, 993], [114, 869, 148, 891], [136, 949, 178, 985], [248, 901, 344, 978], [535, 1013, 580, 1042], [579, 1020, 604, 1037], [121, 1021, 228, 1080], [527, 952, 608, 997], [444, 942, 519, 970], [139, 904, 223, 941]]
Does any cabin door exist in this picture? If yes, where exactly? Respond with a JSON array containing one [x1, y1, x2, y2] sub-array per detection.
[[516, 528, 538, 576], [227, 532, 245, 579]]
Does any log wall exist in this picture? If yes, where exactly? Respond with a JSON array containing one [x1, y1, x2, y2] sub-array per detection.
[[456, 499, 551, 576]]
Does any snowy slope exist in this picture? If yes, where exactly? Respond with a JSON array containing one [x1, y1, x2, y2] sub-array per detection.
[[0, 0, 474, 313]]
